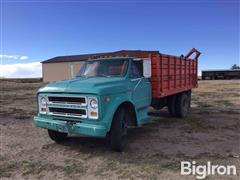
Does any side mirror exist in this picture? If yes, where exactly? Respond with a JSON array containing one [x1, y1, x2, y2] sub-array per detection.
[[143, 59, 151, 78]]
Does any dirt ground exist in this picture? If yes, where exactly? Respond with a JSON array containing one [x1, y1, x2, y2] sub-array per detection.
[[0, 79, 239, 179]]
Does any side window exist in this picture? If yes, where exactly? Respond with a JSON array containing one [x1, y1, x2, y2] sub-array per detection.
[[130, 61, 143, 79]]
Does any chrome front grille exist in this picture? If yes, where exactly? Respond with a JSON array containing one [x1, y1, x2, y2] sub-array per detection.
[[46, 95, 87, 118], [48, 96, 86, 105], [48, 107, 87, 118]]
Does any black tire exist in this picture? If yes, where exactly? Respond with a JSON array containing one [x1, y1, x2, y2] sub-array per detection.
[[175, 92, 191, 118], [167, 95, 177, 117], [48, 129, 68, 143], [151, 100, 166, 110], [110, 107, 128, 152]]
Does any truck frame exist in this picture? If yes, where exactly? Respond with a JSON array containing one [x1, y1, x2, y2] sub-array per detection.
[[34, 48, 201, 151]]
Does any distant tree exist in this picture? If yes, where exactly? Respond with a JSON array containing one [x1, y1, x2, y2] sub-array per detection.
[[231, 64, 240, 69]]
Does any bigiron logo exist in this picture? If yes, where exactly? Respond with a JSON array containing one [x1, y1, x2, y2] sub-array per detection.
[[181, 161, 237, 179]]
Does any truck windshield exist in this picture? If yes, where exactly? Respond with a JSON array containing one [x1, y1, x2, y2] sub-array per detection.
[[76, 59, 129, 77]]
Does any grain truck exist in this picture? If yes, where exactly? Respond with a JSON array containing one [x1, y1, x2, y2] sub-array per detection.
[[34, 48, 201, 151]]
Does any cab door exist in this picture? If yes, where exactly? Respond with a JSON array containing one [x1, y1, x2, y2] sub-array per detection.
[[129, 60, 151, 111]]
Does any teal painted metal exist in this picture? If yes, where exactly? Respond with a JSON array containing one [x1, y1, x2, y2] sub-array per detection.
[[34, 58, 152, 137], [34, 116, 107, 137]]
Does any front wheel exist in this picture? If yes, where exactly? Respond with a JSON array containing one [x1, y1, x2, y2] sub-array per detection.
[[110, 107, 128, 152], [48, 129, 68, 143]]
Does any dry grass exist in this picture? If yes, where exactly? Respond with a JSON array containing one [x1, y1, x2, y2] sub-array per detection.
[[0, 79, 239, 179]]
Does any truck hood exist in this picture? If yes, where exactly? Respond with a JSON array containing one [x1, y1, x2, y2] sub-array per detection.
[[38, 77, 129, 95]]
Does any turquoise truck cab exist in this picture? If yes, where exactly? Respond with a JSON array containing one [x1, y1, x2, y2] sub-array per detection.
[[34, 57, 152, 151]]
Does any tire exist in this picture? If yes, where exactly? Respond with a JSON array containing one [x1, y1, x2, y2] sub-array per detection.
[[110, 107, 128, 152], [175, 92, 191, 118], [167, 95, 176, 117], [151, 99, 166, 110], [152, 105, 161, 110], [48, 129, 68, 143]]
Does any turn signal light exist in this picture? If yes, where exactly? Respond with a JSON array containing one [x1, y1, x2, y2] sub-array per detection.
[[90, 111, 98, 117], [41, 108, 46, 112]]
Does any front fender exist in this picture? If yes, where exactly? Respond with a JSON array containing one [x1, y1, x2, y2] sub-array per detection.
[[101, 91, 135, 132]]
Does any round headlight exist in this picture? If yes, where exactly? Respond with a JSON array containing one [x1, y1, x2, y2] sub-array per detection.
[[90, 99, 98, 109], [40, 96, 47, 106]]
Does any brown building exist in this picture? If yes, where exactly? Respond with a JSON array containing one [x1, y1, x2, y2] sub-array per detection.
[[41, 50, 158, 82], [42, 61, 84, 82], [202, 69, 240, 80]]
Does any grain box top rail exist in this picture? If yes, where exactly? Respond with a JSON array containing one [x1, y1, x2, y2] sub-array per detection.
[[42, 49, 201, 64]]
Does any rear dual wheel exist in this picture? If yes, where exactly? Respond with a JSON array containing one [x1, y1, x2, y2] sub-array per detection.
[[167, 91, 191, 118], [175, 92, 191, 118], [167, 95, 177, 117]]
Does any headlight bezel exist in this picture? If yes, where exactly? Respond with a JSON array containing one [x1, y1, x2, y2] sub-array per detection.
[[90, 98, 98, 109], [87, 96, 99, 119], [40, 96, 47, 107], [38, 95, 48, 114]]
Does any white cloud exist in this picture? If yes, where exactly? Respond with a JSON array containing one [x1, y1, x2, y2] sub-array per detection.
[[0, 54, 18, 60], [0, 54, 29, 60], [0, 62, 42, 78], [20, 56, 29, 60]]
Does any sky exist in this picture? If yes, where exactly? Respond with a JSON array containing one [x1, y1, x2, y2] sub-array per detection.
[[0, 0, 239, 78]]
